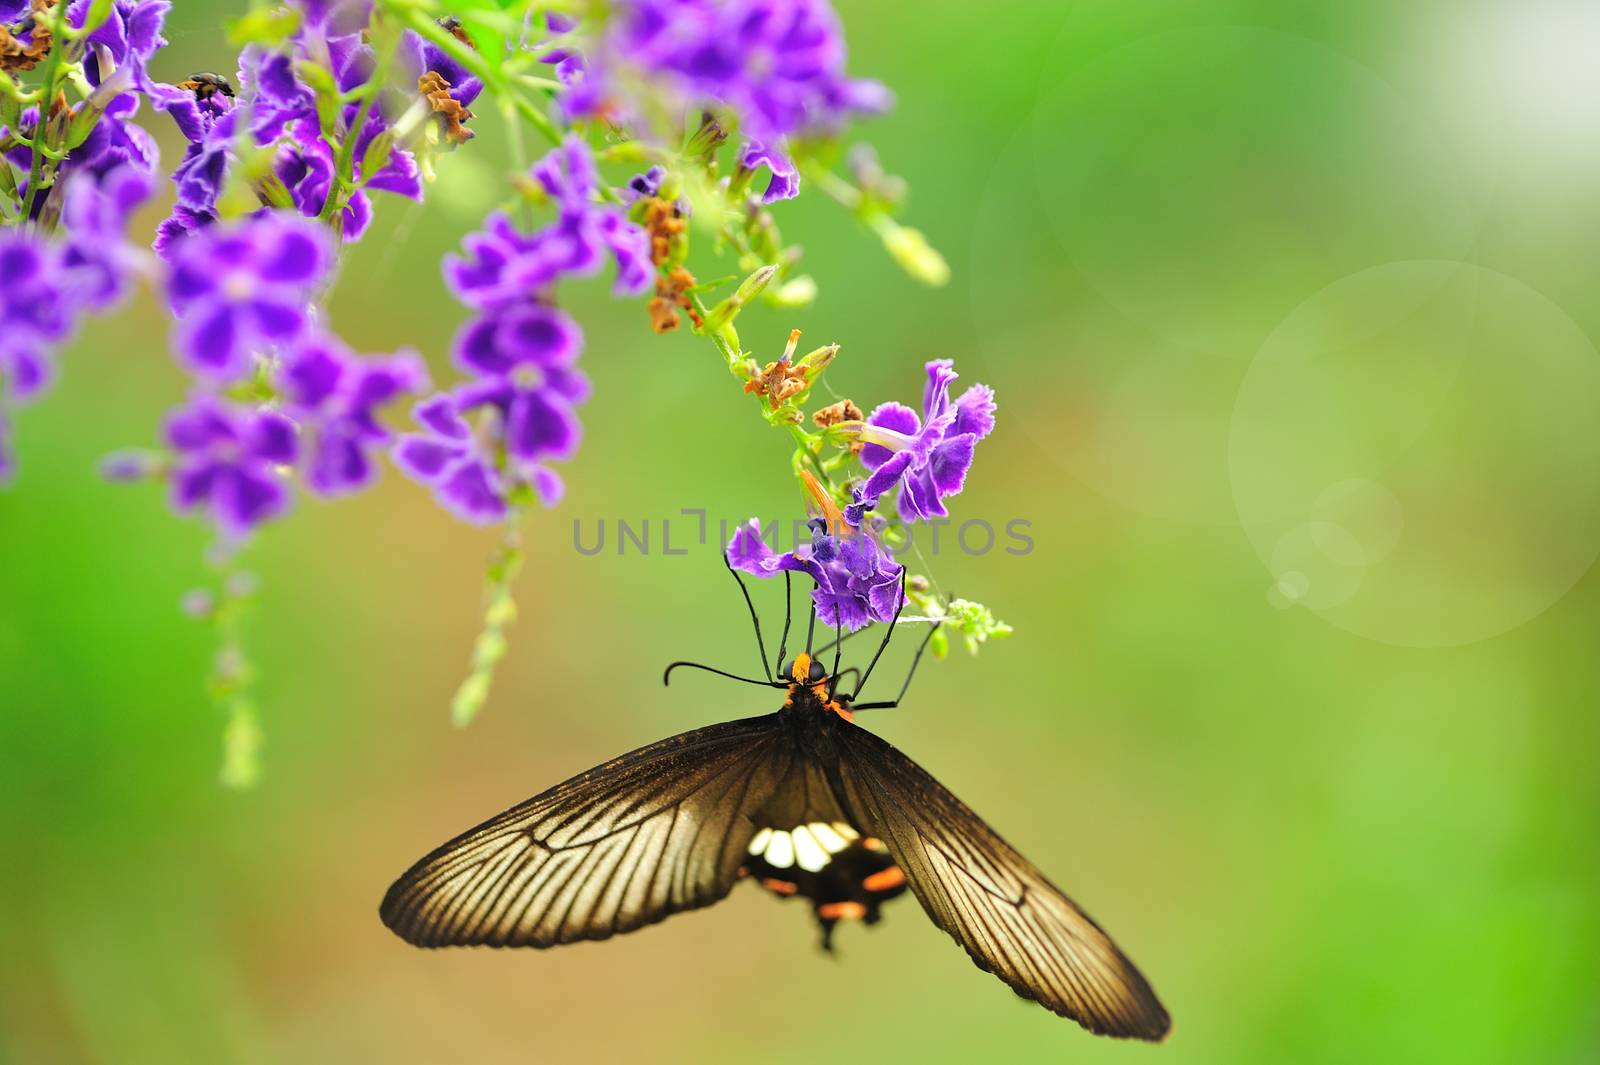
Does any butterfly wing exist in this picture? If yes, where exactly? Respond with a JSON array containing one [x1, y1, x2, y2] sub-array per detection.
[[836, 726, 1171, 1041], [381, 715, 791, 948]]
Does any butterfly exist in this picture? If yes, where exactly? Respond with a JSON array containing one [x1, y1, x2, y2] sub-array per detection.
[[380, 562, 1171, 1042]]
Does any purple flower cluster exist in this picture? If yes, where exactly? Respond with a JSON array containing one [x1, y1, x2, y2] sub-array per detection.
[[165, 212, 331, 380], [153, 0, 450, 257], [853, 359, 995, 524], [394, 137, 651, 523], [165, 395, 299, 538], [278, 334, 428, 497], [727, 518, 904, 632], [1, 1, 166, 218], [156, 212, 423, 537], [0, 0, 166, 481], [582, 0, 891, 202], [0, 166, 155, 481]]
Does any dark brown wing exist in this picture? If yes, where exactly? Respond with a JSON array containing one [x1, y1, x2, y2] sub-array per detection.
[[381, 715, 790, 948], [836, 726, 1171, 1040]]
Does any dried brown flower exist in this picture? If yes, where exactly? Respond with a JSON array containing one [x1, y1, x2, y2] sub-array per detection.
[[419, 71, 475, 145], [643, 197, 687, 266], [0, 1, 54, 74]]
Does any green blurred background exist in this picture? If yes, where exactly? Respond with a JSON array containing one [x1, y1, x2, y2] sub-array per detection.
[[4, 0, 1600, 1061]]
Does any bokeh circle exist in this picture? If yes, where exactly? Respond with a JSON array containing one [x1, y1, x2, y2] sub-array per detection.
[[1230, 261, 1600, 646]]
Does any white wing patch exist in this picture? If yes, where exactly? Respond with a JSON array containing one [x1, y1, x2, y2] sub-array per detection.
[[748, 821, 861, 872]]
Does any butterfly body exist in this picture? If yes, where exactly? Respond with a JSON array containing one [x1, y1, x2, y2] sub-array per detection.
[[381, 651, 1170, 1041]]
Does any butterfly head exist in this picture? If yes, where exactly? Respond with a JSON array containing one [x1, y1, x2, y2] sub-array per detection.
[[785, 652, 827, 686], [783, 652, 855, 722]]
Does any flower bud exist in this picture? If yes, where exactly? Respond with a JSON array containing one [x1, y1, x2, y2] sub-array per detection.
[[881, 223, 950, 287]]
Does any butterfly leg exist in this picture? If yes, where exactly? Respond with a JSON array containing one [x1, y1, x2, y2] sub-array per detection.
[[840, 568, 909, 702], [848, 620, 941, 712], [723, 550, 773, 682]]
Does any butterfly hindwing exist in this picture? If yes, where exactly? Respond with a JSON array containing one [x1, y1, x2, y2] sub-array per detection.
[[381, 715, 791, 948], [836, 725, 1172, 1041]]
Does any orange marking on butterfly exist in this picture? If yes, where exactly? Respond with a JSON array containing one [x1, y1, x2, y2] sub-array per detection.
[[789, 653, 812, 685], [817, 901, 869, 921], [863, 867, 906, 892], [825, 700, 855, 723], [761, 878, 799, 896]]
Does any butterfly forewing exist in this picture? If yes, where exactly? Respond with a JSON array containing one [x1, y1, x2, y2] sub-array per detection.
[[836, 726, 1172, 1041], [381, 716, 791, 948]]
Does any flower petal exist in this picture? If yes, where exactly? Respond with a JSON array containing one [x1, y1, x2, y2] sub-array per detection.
[[392, 434, 464, 481], [453, 314, 509, 376], [436, 458, 508, 524], [497, 304, 583, 367], [506, 387, 579, 463], [307, 429, 373, 496], [727, 518, 780, 576], [860, 401, 920, 470], [922, 358, 958, 421], [413, 394, 471, 440], [175, 302, 245, 378], [858, 447, 914, 502], [952, 383, 996, 440], [926, 432, 977, 497], [281, 337, 348, 410], [257, 218, 329, 285], [248, 409, 300, 465], [216, 464, 290, 536]]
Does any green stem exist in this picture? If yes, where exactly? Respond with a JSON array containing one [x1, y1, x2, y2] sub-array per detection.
[[387, 2, 562, 147], [204, 561, 262, 790], [20, 0, 70, 226], [320, 18, 399, 225], [451, 514, 526, 727]]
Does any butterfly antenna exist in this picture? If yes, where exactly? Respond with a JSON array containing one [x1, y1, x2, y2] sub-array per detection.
[[663, 661, 788, 688], [849, 619, 940, 711], [830, 601, 845, 688], [773, 570, 794, 678], [804, 596, 817, 657], [722, 551, 773, 682], [850, 567, 908, 701]]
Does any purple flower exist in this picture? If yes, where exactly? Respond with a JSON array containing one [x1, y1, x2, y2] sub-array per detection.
[[590, 0, 889, 173], [70, 0, 170, 94], [165, 213, 332, 381], [445, 137, 653, 304], [165, 395, 298, 538], [726, 518, 904, 632], [153, 17, 422, 253], [404, 137, 650, 525], [0, 161, 152, 482], [393, 391, 562, 524], [0, 235, 73, 398], [739, 139, 799, 203], [394, 308, 588, 522], [278, 333, 428, 496], [623, 164, 666, 203], [4, 96, 157, 221], [60, 163, 155, 311], [856, 359, 996, 523], [453, 303, 583, 377], [401, 26, 484, 108]]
